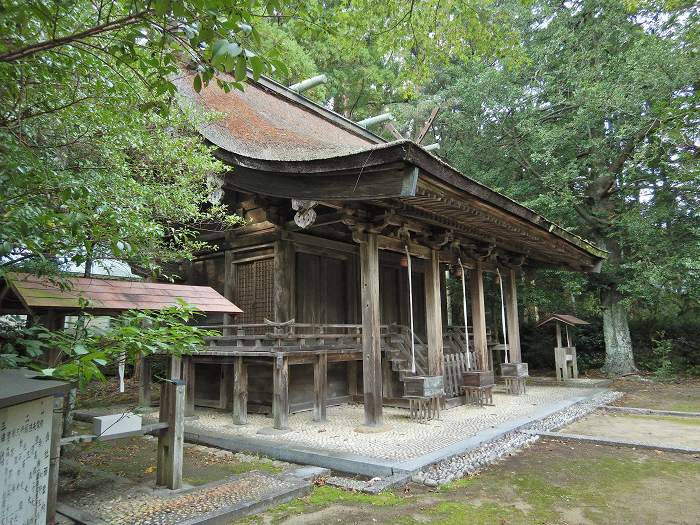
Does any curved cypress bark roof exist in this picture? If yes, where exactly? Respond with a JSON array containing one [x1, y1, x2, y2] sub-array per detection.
[[175, 71, 606, 270]]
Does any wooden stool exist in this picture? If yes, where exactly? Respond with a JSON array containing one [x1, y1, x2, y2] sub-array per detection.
[[460, 385, 494, 407], [406, 395, 442, 422], [504, 377, 526, 395]]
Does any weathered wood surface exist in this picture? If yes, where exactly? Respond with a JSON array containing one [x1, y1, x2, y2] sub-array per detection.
[[360, 232, 384, 426], [347, 360, 359, 396], [555, 346, 578, 381], [425, 249, 444, 375], [156, 380, 185, 490], [443, 352, 472, 397], [47, 395, 64, 525], [313, 353, 328, 422], [169, 356, 182, 380], [232, 356, 248, 424], [470, 265, 489, 370], [138, 355, 152, 407], [274, 239, 295, 322], [272, 356, 289, 430], [228, 165, 419, 200], [183, 356, 195, 417], [504, 268, 522, 363], [462, 370, 495, 387]]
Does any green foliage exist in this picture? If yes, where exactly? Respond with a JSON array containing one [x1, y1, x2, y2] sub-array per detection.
[[266, 1, 526, 118], [0, 0, 290, 278], [0, 300, 214, 388], [408, 0, 699, 370]]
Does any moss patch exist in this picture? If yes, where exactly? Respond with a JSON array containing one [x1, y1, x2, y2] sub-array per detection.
[[63, 436, 282, 487], [240, 440, 700, 525]]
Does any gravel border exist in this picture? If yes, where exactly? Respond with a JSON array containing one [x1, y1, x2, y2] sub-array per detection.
[[412, 391, 623, 486]]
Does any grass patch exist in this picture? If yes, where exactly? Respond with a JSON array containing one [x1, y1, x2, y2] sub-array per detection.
[[307, 486, 406, 506], [64, 437, 282, 487]]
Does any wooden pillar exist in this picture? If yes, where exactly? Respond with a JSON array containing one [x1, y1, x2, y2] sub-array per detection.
[[47, 394, 64, 525], [347, 361, 359, 396], [219, 364, 233, 409], [156, 380, 185, 490], [313, 353, 328, 422], [425, 249, 444, 376], [359, 232, 383, 427], [272, 355, 289, 430], [223, 250, 235, 335], [232, 356, 248, 425], [233, 356, 248, 425], [182, 356, 195, 417], [556, 321, 563, 348], [274, 238, 295, 322], [168, 356, 182, 380], [138, 356, 152, 407], [470, 264, 489, 371], [504, 269, 522, 363]]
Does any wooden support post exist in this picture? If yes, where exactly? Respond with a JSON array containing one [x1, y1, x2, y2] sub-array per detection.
[[504, 269, 522, 363], [556, 321, 563, 348], [169, 356, 182, 380], [138, 356, 152, 407], [274, 238, 295, 322], [382, 357, 394, 399], [220, 364, 233, 409], [47, 394, 64, 525], [182, 356, 195, 417], [313, 353, 328, 422], [232, 357, 248, 425], [272, 355, 289, 430], [156, 380, 185, 490], [425, 249, 444, 375], [359, 232, 384, 427], [470, 264, 489, 371], [223, 250, 235, 335], [347, 360, 359, 396]]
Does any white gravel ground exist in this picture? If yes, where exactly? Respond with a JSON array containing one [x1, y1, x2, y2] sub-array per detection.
[[183, 385, 598, 462]]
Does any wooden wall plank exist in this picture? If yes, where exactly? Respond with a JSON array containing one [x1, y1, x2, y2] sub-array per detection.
[[274, 239, 295, 322]]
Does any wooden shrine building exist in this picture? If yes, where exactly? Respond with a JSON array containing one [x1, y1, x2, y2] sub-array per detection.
[[173, 70, 607, 431]]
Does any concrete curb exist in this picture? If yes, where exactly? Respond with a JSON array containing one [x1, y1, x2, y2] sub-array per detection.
[[394, 395, 592, 472], [184, 431, 398, 477], [601, 405, 700, 418], [177, 477, 311, 525], [525, 430, 700, 454]]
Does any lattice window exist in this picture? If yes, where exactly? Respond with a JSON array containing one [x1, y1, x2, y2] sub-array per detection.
[[234, 258, 273, 324]]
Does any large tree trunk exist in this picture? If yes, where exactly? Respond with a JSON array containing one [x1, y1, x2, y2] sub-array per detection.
[[601, 287, 636, 376]]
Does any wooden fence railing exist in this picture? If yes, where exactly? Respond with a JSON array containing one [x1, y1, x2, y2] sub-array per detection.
[[443, 352, 476, 397]]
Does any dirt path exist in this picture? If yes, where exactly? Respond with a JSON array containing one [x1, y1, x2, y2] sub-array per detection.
[[237, 439, 700, 525], [236, 378, 700, 525], [609, 378, 700, 412], [561, 412, 700, 449]]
